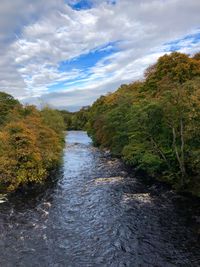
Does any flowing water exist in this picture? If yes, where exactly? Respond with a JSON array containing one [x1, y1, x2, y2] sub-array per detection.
[[0, 131, 199, 267]]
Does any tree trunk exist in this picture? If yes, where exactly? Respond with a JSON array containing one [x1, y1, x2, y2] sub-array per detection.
[[180, 117, 186, 185], [172, 126, 185, 186], [150, 137, 171, 170]]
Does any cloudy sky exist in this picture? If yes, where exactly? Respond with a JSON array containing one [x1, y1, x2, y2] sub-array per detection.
[[1, 0, 200, 110]]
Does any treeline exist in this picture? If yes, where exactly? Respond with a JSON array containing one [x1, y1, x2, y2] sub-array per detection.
[[86, 52, 200, 197], [59, 107, 89, 130], [0, 92, 65, 192]]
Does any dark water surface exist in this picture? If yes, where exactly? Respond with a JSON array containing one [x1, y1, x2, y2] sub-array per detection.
[[0, 131, 200, 267]]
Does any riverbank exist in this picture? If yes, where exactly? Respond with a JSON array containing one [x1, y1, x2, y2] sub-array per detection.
[[96, 149, 200, 241]]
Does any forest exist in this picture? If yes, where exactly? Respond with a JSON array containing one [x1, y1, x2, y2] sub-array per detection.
[[77, 52, 200, 197], [0, 93, 65, 192], [1, 51, 200, 197]]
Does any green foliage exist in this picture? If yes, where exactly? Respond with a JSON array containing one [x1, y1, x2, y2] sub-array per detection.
[[86, 52, 200, 196], [41, 107, 65, 136], [59, 107, 90, 130], [71, 107, 90, 130], [59, 110, 73, 129], [0, 92, 21, 126]]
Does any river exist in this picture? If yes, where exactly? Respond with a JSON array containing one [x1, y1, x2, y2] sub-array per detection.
[[0, 131, 199, 266]]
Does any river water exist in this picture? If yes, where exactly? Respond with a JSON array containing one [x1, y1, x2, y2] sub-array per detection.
[[0, 131, 199, 267]]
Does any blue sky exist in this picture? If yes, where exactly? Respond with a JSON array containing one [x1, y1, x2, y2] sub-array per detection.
[[0, 0, 200, 110], [69, 0, 117, 10], [47, 29, 200, 98], [164, 30, 200, 52], [69, 0, 93, 10], [46, 41, 120, 92], [58, 42, 119, 72]]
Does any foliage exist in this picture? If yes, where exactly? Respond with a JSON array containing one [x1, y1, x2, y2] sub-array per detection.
[[0, 92, 21, 126], [86, 52, 200, 196], [59, 106, 90, 130], [0, 96, 65, 192], [41, 107, 65, 136], [59, 110, 73, 129]]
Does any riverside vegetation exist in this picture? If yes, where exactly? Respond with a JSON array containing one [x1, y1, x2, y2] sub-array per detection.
[[0, 93, 65, 192], [1, 51, 200, 197], [70, 52, 200, 197]]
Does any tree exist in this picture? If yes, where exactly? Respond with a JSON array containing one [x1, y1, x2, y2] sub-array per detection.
[[86, 51, 200, 196], [0, 100, 65, 192], [0, 92, 21, 126], [41, 107, 65, 136]]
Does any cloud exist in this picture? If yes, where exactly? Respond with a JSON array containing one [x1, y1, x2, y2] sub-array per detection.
[[0, 0, 200, 109]]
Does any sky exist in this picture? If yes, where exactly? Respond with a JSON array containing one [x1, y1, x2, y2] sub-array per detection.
[[0, 0, 200, 111]]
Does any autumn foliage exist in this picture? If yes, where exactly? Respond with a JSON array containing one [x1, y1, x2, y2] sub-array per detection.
[[0, 96, 65, 192]]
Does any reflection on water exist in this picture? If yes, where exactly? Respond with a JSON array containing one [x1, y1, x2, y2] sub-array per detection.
[[0, 131, 199, 267]]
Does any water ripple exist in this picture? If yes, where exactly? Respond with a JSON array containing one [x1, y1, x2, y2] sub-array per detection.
[[0, 131, 199, 267]]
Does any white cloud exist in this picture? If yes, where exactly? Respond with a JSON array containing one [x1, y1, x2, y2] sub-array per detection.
[[0, 0, 200, 109]]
